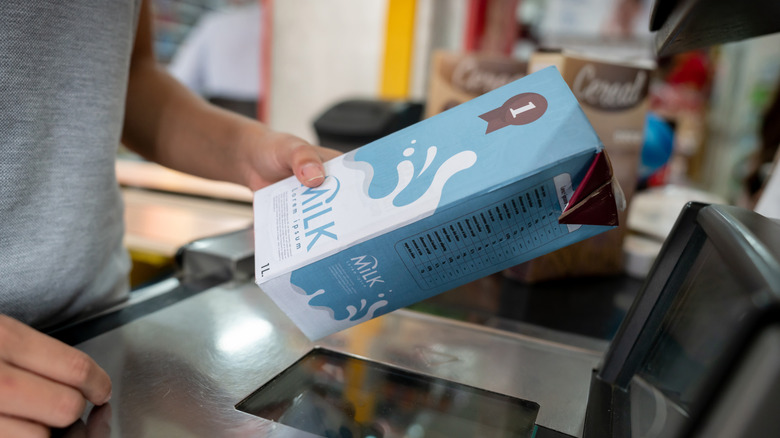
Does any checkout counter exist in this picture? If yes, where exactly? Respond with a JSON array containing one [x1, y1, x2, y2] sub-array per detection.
[[49, 202, 780, 437], [53, 1, 779, 435]]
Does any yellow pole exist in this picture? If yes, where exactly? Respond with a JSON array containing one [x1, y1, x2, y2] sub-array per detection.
[[380, 0, 416, 99]]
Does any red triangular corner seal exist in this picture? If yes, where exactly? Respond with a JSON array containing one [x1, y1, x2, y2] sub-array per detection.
[[558, 151, 622, 226]]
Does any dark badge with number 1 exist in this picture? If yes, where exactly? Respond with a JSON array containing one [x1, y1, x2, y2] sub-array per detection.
[[479, 93, 548, 134]]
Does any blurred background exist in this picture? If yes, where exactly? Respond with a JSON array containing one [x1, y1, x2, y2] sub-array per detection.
[[118, 0, 780, 341]]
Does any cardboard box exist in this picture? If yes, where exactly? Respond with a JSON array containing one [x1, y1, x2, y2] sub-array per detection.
[[505, 51, 653, 283], [425, 51, 527, 119], [254, 67, 620, 339]]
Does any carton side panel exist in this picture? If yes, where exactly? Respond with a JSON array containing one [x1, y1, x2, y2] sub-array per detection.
[[261, 150, 610, 340]]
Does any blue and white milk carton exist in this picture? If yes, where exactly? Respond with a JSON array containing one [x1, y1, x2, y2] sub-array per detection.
[[254, 67, 621, 340]]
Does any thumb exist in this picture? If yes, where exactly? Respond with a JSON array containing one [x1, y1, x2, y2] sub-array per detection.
[[289, 144, 341, 188]]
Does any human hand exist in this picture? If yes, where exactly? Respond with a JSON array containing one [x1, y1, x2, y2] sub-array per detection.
[[60, 403, 112, 438], [0, 315, 112, 436], [238, 124, 342, 192]]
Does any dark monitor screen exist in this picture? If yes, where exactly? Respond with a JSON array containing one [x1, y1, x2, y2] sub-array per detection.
[[606, 204, 780, 438], [237, 348, 539, 438], [636, 238, 754, 411]]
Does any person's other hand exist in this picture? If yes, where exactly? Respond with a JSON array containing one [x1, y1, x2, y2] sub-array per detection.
[[60, 403, 112, 438], [238, 124, 342, 192], [0, 315, 112, 436]]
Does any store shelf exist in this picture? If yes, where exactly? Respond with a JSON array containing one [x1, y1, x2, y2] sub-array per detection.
[[650, 0, 780, 56], [117, 159, 253, 203], [122, 187, 253, 257]]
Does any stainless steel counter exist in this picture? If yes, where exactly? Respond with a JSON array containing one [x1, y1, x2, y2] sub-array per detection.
[[68, 204, 780, 437], [73, 278, 602, 437]]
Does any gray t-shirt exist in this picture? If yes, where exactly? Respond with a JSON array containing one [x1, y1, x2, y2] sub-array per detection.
[[0, 1, 142, 329]]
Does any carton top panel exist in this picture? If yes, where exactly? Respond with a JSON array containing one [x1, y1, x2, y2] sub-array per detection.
[[347, 67, 603, 209]]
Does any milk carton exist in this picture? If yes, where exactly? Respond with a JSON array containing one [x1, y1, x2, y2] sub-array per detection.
[[254, 67, 620, 339]]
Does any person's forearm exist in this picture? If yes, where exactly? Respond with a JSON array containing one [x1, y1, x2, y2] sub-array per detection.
[[121, 0, 336, 191], [121, 58, 260, 187]]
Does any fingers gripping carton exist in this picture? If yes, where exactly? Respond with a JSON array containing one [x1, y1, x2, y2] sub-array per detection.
[[254, 67, 621, 340]]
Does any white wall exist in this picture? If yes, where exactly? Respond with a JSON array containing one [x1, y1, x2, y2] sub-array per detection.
[[410, 0, 468, 100], [268, 0, 387, 143]]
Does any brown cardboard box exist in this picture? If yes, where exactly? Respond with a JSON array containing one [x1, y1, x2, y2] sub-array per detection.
[[425, 51, 527, 119], [505, 50, 654, 283]]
